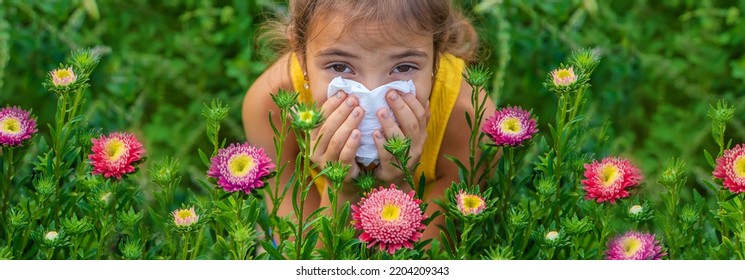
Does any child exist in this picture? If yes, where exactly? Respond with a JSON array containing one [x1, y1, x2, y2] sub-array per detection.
[[242, 0, 496, 240]]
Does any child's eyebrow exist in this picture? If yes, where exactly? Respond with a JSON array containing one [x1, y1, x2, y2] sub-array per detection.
[[389, 50, 428, 60], [316, 48, 360, 59], [316, 48, 428, 60]]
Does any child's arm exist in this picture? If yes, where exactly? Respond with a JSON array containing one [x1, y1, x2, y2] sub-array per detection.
[[422, 77, 497, 240]]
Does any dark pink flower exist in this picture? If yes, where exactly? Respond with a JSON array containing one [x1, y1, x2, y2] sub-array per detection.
[[207, 143, 274, 194], [351, 184, 426, 254], [89, 132, 145, 179], [0, 106, 38, 147], [483, 106, 538, 146], [713, 144, 745, 193], [606, 231, 665, 260], [581, 157, 642, 203]]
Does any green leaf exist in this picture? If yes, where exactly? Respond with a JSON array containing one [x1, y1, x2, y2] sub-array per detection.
[[444, 154, 468, 175], [464, 111, 473, 130], [301, 229, 319, 259], [260, 240, 286, 260], [198, 149, 211, 168]]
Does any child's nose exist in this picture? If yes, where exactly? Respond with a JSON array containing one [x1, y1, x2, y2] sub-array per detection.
[[359, 77, 388, 91]]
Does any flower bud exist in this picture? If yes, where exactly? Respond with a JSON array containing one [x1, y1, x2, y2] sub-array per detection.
[[271, 90, 299, 112], [325, 161, 351, 185]]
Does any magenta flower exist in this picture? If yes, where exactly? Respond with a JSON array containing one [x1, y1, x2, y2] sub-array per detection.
[[89, 132, 146, 179], [713, 144, 745, 193], [606, 231, 665, 260], [351, 184, 427, 254], [581, 157, 643, 204], [483, 106, 538, 146], [172, 207, 199, 227], [207, 143, 274, 194], [457, 190, 486, 216], [0, 106, 38, 147]]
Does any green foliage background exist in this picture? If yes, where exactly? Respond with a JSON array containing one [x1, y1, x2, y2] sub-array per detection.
[[1, 0, 744, 201]]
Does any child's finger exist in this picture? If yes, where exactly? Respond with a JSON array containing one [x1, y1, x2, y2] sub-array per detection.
[[385, 90, 420, 136], [312, 95, 358, 154], [372, 129, 395, 181], [377, 107, 405, 139], [338, 129, 361, 178], [311, 91, 349, 140], [325, 106, 364, 162], [400, 92, 428, 133]]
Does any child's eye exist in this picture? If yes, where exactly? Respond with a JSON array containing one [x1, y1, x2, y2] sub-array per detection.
[[392, 64, 417, 74], [328, 63, 353, 74]]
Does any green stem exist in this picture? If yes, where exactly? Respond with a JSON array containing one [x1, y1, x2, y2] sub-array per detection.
[[191, 228, 204, 260], [553, 95, 570, 222], [236, 196, 244, 223], [457, 222, 474, 260], [329, 180, 341, 260], [71, 236, 80, 260], [271, 110, 289, 217], [1, 148, 13, 221], [295, 129, 312, 259], [502, 148, 515, 213], [68, 88, 84, 123], [181, 232, 190, 260]]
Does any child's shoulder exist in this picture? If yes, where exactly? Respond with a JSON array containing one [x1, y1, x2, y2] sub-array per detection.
[[244, 53, 294, 104], [242, 53, 295, 141]]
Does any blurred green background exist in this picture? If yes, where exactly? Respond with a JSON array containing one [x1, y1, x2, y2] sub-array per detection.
[[1, 0, 744, 198]]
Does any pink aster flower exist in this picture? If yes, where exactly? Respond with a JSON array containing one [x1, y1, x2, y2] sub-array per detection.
[[89, 132, 145, 179], [713, 144, 745, 193], [351, 184, 427, 254], [581, 157, 643, 203], [457, 190, 486, 215], [483, 106, 538, 146], [550, 67, 577, 87], [50, 67, 77, 87], [606, 231, 665, 260], [172, 207, 199, 227], [0, 106, 38, 147], [207, 143, 274, 194]]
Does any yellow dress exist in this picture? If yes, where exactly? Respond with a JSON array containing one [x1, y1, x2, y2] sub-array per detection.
[[290, 53, 465, 196]]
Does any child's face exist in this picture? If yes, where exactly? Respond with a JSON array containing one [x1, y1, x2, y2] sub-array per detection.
[[303, 15, 435, 106]]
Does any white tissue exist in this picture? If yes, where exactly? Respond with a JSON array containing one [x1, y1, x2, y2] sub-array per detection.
[[326, 76, 416, 166]]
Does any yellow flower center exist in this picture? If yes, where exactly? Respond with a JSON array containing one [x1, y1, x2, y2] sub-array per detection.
[[176, 209, 195, 219], [0, 118, 21, 134], [104, 139, 126, 161], [500, 117, 522, 134], [555, 69, 573, 79], [462, 195, 484, 212], [299, 111, 314, 123], [56, 69, 73, 79], [599, 164, 620, 187], [380, 204, 401, 222], [228, 154, 255, 177], [622, 237, 642, 257], [734, 156, 745, 178]]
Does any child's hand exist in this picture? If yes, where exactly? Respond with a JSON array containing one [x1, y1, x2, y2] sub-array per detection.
[[310, 91, 363, 183], [373, 90, 429, 183]]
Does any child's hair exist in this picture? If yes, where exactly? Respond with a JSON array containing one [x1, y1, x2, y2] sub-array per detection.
[[261, 0, 478, 63]]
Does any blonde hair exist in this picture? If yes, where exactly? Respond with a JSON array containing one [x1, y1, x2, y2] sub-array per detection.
[[261, 0, 478, 64]]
